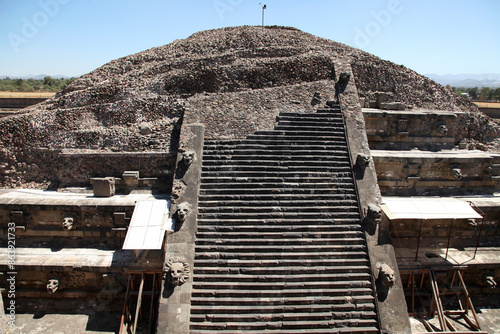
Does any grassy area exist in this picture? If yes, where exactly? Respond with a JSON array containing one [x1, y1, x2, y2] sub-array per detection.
[[0, 92, 55, 98], [474, 102, 500, 109]]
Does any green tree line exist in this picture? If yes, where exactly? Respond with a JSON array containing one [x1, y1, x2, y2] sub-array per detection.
[[447, 86, 500, 102], [0, 76, 76, 93]]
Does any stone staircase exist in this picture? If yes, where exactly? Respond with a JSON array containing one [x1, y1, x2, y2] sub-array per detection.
[[190, 106, 379, 333]]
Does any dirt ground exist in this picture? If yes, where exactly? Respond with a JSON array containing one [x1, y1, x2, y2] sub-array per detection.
[[410, 307, 500, 333], [2, 312, 120, 334]]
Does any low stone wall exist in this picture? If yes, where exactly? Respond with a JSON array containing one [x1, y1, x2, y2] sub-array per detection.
[[373, 151, 500, 196], [0, 98, 47, 109], [479, 107, 500, 120], [337, 61, 411, 333], [0, 200, 134, 249], [0, 150, 176, 191], [363, 110, 466, 151], [158, 124, 205, 334], [0, 268, 127, 313]]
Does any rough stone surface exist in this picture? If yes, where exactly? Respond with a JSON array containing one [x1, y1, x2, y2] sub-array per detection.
[[158, 124, 205, 334], [0, 26, 497, 189], [338, 63, 411, 333]]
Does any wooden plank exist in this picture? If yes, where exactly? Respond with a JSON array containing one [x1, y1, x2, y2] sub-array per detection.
[[132, 273, 145, 334], [149, 273, 157, 331], [418, 314, 435, 332], [457, 271, 482, 330], [444, 317, 457, 332], [411, 272, 415, 313], [119, 274, 133, 334], [430, 270, 446, 331]]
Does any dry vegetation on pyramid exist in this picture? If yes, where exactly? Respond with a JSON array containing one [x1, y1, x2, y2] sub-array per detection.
[[0, 26, 499, 189]]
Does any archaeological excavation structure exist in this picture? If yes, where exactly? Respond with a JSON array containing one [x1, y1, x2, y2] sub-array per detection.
[[1, 26, 500, 333]]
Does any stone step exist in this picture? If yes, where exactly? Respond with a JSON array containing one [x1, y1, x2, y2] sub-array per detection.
[[195, 237, 365, 246], [209, 142, 349, 150], [194, 257, 368, 268], [191, 288, 374, 300], [200, 186, 355, 193], [195, 250, 367, 260], [202, 162, 351, 173], [199, 185, 356, 194], [195, 230, 363, 240], [192, 280, 372, 290], [202, 153, 350, 162], [200, 171, 352, 179], [196, 218, 361, 226], [190, 303, 376, 315], [200, 177, 355, 185], [203, 143, 349, 151], [243, 134, 347, 142], [190, 321, 378, 332], [198, 199, 358, 207], [198, 205, 359, 214], [190, 294, 375, 306], [276, 120, 344, 127], [202, 157, 350, 165], [190, 108, 378, 332], [274, 125, 346, 132], [201, 163, 351, 170], [279, 111, 341, 118], [195, 244, 366, 254], [201, 167, 352, 175], [198, 193, 357, 201], [197, 224, 362, 233], [194, 266, 371, 276], [193, 272, 372, 283], [316, 108, 341, 113], [200, 175, 354, 183], [190, 327, 379, 334], [253, 130, 345, 137], [197, 212, 360, 220], [199, 189, 356, 196], [203, 147, 349, 154], [202, 151, 349, 159], [277, 114, 343, 121], [190, 310, 377, 323]]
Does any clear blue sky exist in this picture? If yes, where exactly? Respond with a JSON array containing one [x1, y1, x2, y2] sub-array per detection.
[[0, 0, 499, 77]]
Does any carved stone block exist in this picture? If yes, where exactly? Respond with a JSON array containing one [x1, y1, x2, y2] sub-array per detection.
[[62, 216, 75, 230], [378, 263, 396, 288], [164, 257, 190, 286], [176, 202, 191, 223], [122, 171, 139, 187], [92, 177, 116, 197], [47, 277, 60, 294], [356, 154, 371, 169], [365, 203, 382, 225]]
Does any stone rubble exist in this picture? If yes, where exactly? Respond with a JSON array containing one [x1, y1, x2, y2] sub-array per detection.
[[0, 25, 498, 189]]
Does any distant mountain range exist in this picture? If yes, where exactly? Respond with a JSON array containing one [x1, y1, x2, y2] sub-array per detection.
[[425, 74, 500, 88], [0, 74, 73, 80]]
